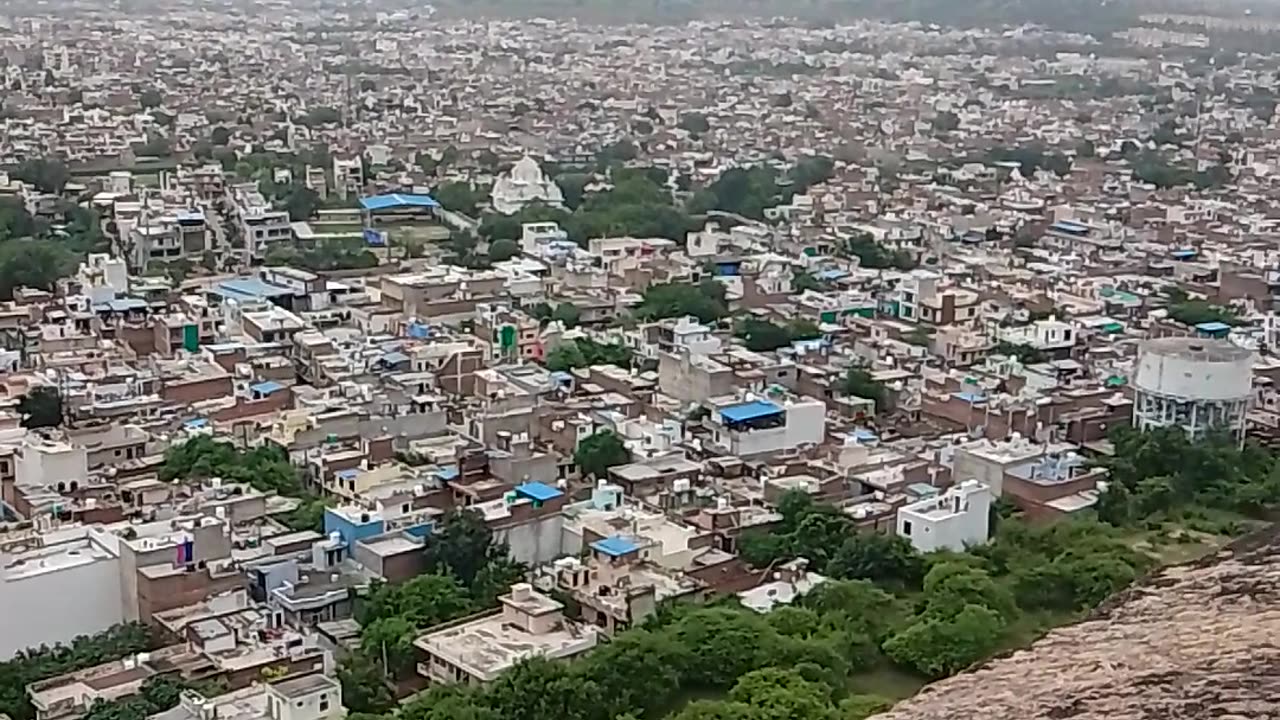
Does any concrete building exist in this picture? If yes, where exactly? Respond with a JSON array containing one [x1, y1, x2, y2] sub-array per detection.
[[706, 396, 826, 457], [228, 184, 293, 260], [0, 529, 124, 661], [1133, 338, 1253, 441], [896, 480, 992, 553], [413, 583, 598, 685]]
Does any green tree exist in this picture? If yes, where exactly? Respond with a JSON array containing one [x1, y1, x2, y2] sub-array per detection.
[[574, 430, 630, 479], [138, 88, 163, 109], [13, 157, 70, 194], [679, 113, 711, 134], [728, 668, 833, 720], [421, 510, 518, 590], [636, 280, 727, 323], [838, 695, 893, 720], [827, 533, 924, 589], [550, 302, 581, 328], [882, 604, 1005, 679], [838, 368, 886, 409], [16, 386, 63, 428], [994, 341, 1048, 364], [488, 239, 520, 262], [555, 173, 590, 210], [284, 186, 321, 221], [361, 616, 418, 675], [337, 652, 395, 714], [836, 233, 914, 270], [545, 341, 588, 372], [932, 110, 961, 134], [0, 197, 36, 242], [672, 608, 775, 688], [735, 319, 794, 352], [434, 181, 486, 216], [0, 240, 75, 299], [210, 126, 232, 146]]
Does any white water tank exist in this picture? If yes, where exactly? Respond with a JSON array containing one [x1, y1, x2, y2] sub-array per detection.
[[1133, 338, 1253, 441]]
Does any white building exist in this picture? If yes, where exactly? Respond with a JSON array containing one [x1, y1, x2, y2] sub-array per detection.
[[228, 184, 292, 260], [707, 395, 826, 457], [152, 674, 344, 720], [413, 583, 598, 685], [896, 480, 993, 553], [1133, 337, 1253, 441], [0, 529, 124, 661], [332, 157, 364, 201], [491, 157, 565, 215], [994, 316, 1076, 353], [76, 254, 129, 304], [520, 221, 569, 255]]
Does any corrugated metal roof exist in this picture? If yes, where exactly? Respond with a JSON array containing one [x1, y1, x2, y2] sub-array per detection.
[[358, 193, 440, 211]]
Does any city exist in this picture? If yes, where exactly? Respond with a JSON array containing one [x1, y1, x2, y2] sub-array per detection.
[[0, 1, 1278, 720]]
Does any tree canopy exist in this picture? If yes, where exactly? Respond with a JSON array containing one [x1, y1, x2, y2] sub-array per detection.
[[0, 623, 155, 720], [17, 386, 63, 428], [635, 280, 728, 324], [574, 430, 631, 479]]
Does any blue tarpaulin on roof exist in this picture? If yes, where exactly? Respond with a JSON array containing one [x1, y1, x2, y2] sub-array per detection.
[[516, 482, 564, 502], [592, 535, 639, 557], [720, 400, 783, 423], [1196, 321, 1231, 334], [250, 381, 285, 395]]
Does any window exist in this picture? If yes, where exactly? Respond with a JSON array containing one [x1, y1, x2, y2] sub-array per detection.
[[319, 696, 330, 712], [401, 503, 410, 514], [902, 520, 913, 535]]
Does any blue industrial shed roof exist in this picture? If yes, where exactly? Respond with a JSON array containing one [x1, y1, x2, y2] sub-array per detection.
[[359, 193, 440, 211], [953, 391, 987, 404], [515, 482, 564, 502], [215, 277, 291, 300], [720, 400, 783, 423], [592, 535, 639, 557]]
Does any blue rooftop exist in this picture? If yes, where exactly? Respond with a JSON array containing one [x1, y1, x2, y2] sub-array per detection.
[[380, 351, 410, 366], [720, 400, 783, 423], [953, 391, 987, 404], [184, 418, 209, 429], [435, 466, 460, 481], [91, 297, 149, 314], [214, 277, 291, 300], [815, 269, 850, 281], [359, 193, 441, 211], [1196, 321, 1232, 333], [250, 380, 285, 396], [592, 535, 639, 558], [515, 482, 564, 503], [335, 468, 359, 481]]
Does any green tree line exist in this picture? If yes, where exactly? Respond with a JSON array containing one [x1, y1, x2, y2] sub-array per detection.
[[0, 623, 155, 720]]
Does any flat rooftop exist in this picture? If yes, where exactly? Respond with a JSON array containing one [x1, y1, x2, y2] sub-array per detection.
[[415, 611, 598, 682], [870, 526, 1280, 720]]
